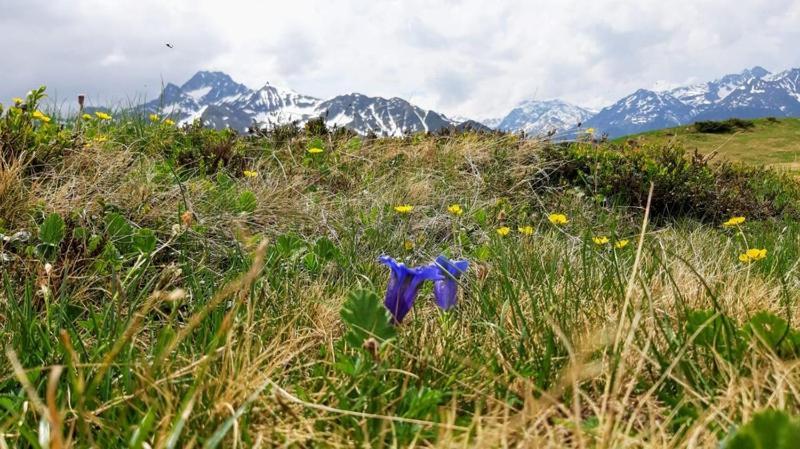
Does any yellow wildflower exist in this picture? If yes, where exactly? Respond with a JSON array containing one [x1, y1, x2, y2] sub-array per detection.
[[12, 97, 23, 105], [496, 226, 511, 237], [585, 128, 596, 134], [739, 248, 767, 263], [95, 111, 112, 121], [548, 213, 568, 225], [308, 147, 324, 154], [243, 170, 259, 178], [614, 239, 629, 249], [723, 216, 746, 227], [149, 113, 160, 122], [403, 240, 415, 251], [82, 113, 92, 120], [518, 225, 534, 236], [164, 119, 176, 126], [593, 236, 610, 246], [93, 135, 108, 143], [394, 205, 414, 214], [32, 110, 51, 123], [447, 204, 464, 216]]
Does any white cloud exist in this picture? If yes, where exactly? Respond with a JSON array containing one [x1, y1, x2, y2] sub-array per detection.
[[2, 0, 800, 118]]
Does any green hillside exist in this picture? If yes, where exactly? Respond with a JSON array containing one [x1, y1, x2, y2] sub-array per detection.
[[618, 117, 800, 171]]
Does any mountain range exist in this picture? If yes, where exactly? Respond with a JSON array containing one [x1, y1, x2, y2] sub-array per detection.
[[136, 66, 800, 138]]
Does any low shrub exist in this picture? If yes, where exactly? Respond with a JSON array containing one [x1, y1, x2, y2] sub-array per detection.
[[537, 141, 800, 222], [694, 118, 755, 133]]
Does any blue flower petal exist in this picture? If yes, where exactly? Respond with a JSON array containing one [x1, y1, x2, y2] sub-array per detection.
[[379, 256, 443, 323], [432, 255, 469, 310]]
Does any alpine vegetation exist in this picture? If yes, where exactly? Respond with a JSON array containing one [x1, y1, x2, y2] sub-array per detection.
[[2, 87, 800, 448]]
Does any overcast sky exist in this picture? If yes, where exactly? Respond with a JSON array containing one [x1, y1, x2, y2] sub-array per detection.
[[3, 0, 800, 119]]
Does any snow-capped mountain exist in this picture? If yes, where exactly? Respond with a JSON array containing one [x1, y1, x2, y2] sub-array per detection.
[[582, 89, 694, 137], [480, 117, 503, 129], [141, 71, 250, 124], [138, 71, 462, 136], [582, 66, 800, 137], [697, 68, 800, 120], [316, 93, 453, 137], [136, 66, 800, 139], [497, 99, 595, 136], [669, 66, 770, 111]]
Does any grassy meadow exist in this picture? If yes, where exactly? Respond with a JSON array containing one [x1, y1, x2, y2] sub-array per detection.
[[619, 117, 800, 172], [3, 89, 800, 448]]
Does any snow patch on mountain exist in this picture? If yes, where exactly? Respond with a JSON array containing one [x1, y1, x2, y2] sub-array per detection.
[[497, 99, 595, 135]]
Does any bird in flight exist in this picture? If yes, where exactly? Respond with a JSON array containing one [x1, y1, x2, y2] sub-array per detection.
[[165, 43, 174, 49]]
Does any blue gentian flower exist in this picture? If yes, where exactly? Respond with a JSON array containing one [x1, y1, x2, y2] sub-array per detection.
[[432, 255, 469, 310], [379, 256, 443, 323]]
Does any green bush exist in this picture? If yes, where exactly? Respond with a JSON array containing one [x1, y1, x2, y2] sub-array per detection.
[[537, 141, 800, 222], [694, 118, 755, 134]]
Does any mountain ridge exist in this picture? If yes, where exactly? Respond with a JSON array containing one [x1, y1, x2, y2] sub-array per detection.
[[135, 66, 800, 138]]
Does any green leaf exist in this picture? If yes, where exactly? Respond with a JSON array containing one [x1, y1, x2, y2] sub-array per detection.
[[313, 236, 339, 262], [340, 289, 396, 348], [236, 190, 258, 213], [133, 228, 157, 255], [105, 212, 134, 254], [745, 312, 790, 347], [722, 410, 800, 449], [39, 213, 65, 246]]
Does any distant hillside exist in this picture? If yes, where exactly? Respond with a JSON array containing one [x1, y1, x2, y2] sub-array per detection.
[[617, 117, 800, 171]]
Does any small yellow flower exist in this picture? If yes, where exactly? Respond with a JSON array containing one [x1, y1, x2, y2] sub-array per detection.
[[243, 170, 259, 178], [394, 205, 414, 214], [518, 225, 534, 236], [548, 213, 569, 225], [149, 113, 160, 122], [723, 216, 746, 227], [496, 226, 511, 237], [12, 97, 23, 105], [739, 248, 767, 263], [32, 110, 51, 123], [164, 118, 176, 126], [403, 240, 415, 251], [593, 236, 610, 246], [93, 135, 108, 143], [82, 113, 92, 120], [585, 128, 596, 134], [308, 147, 324, 154], [447, 204, 464, 216], [614, 239, 629, 249], [95, 111, 112, 121]]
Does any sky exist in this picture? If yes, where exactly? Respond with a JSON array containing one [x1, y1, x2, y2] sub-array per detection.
[[2, 0, 800, 119]]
